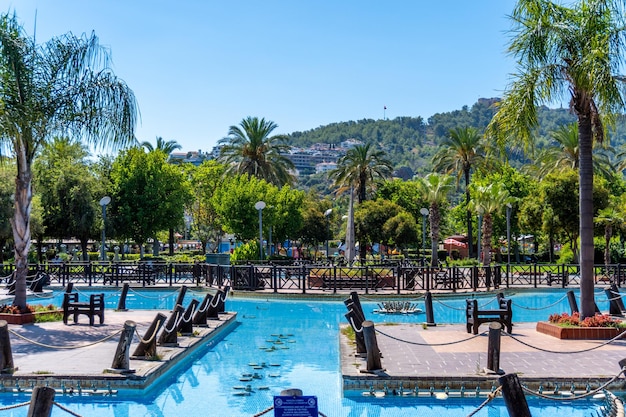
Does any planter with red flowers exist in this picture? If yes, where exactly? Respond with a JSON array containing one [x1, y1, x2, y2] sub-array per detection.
[[536, 312, 626, 340]]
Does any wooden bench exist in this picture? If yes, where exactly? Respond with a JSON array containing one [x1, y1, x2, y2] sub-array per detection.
[[466, 295, 512, 335], [62, 293, 105, 326]]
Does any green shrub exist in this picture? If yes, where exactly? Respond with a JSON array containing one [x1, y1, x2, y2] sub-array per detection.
[[231, 240, 263, 262]]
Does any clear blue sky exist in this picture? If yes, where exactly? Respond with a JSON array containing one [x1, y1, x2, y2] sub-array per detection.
[[3, 1, 517, 153]]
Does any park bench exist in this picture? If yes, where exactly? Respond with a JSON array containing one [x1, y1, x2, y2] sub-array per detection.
[[466, 294, 512, 335], [62, 292, 105, 326]]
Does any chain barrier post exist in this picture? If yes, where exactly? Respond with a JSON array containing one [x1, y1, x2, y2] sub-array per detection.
[[487, 322, 503, 374], [499, 373, 531, 417], [132, 313, 166, 358], [362, 320, 383, 372], [425, 291, 436, 327], [0, 321, 14, 373], [109, 320, 136, 373], [26, 386, 55, 417], [116, 283, 130, 311]]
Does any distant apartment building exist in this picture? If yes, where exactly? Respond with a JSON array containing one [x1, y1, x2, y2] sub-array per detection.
[[285, 146, 342, 176], [168, 150, 209, 166], [315, 161, 337, 174]]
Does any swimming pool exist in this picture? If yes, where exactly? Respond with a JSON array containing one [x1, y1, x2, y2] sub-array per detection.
[[0, 288, 610, 416]]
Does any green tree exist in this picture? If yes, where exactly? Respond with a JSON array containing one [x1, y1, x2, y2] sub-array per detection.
[[382, 211, 418, 252], [595, 199, 626, 267], [488, 0, 626, 317], [140, 136, 182, 155], [0, 163, 14, 262], [354, 199, 402, 254], [416, 173, 454, 266], [213, 174, 276, 242], [218, 116, 295, 187], [330, 143, 393, 204], [188, 161, 226, 254], [0, 14, 137, 309], [432, 126, 486, 259], [110, 148, 191, 258], [468, 183, 514, 266], [34, 137, 99, 260], [528, 123, 615, 180]]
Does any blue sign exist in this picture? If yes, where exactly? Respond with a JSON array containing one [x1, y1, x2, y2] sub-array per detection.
[[274, 396, 318, 417]]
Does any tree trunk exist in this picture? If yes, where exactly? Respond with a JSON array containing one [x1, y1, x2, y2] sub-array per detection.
[[578, 114, 595, 318], [465, 168, 473, 258], [80, 239, 89, 261], [12, 144, 32, 310], [482, 214, 493, 266], [168, 228, 174, 256], [604, 226, 612, 268]]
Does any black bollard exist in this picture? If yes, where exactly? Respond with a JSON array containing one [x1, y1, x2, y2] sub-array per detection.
[[110, 320, 136, 373], [499, 373, 532, 417], [349, 291, 365, 321], [193, 293, 213, 326], [424, 291, 436, 327], [487, 322, 503, 374], [132, 313, 166, 358], [64, 282, 74, 293], [605, 287, 624, 316], [174, 285, 188, 310], [217, 286, 230, 313], [0, 321, 13, 373], [345, 309, 366, 356], [158, 305, 184, 346], [611, 283, 626, 313], [207, 290, 224, 319], [362, 320, 383, 372], [177, 299, 199, 335], [27, 386, 55, 417], [117, 283, 130, 311], [566, 290, 579, 314]]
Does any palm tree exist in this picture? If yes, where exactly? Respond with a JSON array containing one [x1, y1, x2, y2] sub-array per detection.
[[218, 116, 295, 187], [0, 14, 138, 309], [528, 123, 614, 179], [416, 173, 454, 267], [595, 202, 626, 269], [432, 126, 486, 259], [330, 143, 393, 204], [141, 136, 182, 155], [468, 183, 514, 266], [330, 143, 393, 260], [487, 0, 626, 318]]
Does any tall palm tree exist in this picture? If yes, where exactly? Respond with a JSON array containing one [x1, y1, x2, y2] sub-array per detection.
[[488, 0, 626, 318], [218, 116, 295, 187], [432, 126, 486, 259], [528, 123, 614, 179], [595, 202, 626, 269], [468, 183, 514, 266], [416, 173, 454, 267], [141, 136, 182, 155], [330, 143, 393, 204], [330, 143, 393, 260], [0, 14, 138, 309]]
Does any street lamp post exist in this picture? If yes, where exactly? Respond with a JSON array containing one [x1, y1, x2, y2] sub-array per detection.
[[255, 201, 266, 260], [324, 208, 333, 261], [420, 208, 429, 265], [506, 203, 512, 265], [99, 196, 111, 261]]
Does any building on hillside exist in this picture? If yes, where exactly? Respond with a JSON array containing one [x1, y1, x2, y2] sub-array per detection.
[[168, 150, 210, 166], [315, 162, 337, 174]]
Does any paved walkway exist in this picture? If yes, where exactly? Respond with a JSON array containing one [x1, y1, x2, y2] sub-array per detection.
[[2, 309, 236, 393], [340, 321, 626, 393]]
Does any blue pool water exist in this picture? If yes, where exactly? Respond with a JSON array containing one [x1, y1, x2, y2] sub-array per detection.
[[0, 288, 610, 416]]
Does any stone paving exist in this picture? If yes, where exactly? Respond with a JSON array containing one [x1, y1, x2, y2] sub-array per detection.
[[340, 321, 626, 393]]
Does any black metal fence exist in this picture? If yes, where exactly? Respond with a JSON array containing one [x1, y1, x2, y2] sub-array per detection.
[[0, 261, 624, 293]]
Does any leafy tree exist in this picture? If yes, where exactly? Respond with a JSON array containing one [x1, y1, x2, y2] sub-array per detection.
[[382, 211, 418, 252], [188, 161, 226, 254], [535, 170, 610, 262], [488, 0, 626, 317], [376, 179, 428, 225], [212, 174, 276, 242], [270, 186, 305, 246], [433, 126, 486, 258], [0, 163, 14, 262], [34, 138, 99, 260], [468, 183, 514, 266], [354, 199, 402, 254], [218, 116, 295, 187], [300, 205, 331, 259], [0, 14, 137, 309], [110, 148, 191, 258], [416, 173, 454, 266]]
